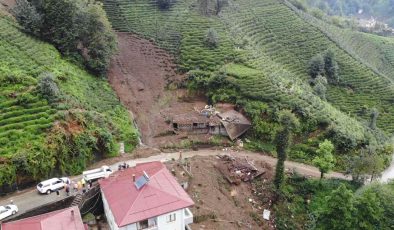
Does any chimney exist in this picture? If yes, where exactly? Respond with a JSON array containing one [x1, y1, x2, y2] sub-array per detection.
[[132, 174, 135, 182]]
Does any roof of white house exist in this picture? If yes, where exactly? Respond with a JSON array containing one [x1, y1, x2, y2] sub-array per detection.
[[99, 161, 194, 227]]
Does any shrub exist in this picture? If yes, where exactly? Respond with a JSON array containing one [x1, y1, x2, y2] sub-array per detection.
[[157, 0, 175, 9], [313, 75, 327, 100], [16, 93, 35, 106], [38, 72, 59, 100], [204, 28, 219, 48]]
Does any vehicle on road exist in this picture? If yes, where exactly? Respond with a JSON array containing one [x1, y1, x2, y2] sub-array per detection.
[[36, 177, 70, 194], [83, 165, 113, 182], [0, 205, 18, 220]]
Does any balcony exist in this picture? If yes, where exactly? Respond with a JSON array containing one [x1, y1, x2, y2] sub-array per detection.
[[137, 218, 157, 230], [184, 208, 193, 226]]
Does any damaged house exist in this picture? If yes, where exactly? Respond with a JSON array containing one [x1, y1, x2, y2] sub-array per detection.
[[172, 106, 251, 140]]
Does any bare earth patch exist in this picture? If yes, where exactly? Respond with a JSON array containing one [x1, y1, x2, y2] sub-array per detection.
[[166, 155, 276, 230], [108, 32, 209, 148]]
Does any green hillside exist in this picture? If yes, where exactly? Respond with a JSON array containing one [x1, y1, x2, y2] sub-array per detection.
[[0, 14, 138, 185], [102, 0, 393, 158], [285, 2, 394, 82]]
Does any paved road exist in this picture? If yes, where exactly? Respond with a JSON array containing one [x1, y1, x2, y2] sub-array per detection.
[[0, 149, 350, 219]]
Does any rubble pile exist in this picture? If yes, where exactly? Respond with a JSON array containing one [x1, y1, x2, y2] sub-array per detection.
[[215, 155, 265, 185]]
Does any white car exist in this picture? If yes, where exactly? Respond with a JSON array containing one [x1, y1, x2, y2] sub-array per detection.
[[0, 205, 18, 220], [36, 177, 70, 194]]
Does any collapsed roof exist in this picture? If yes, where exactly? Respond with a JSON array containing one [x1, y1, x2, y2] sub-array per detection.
[[218, 110, 251, 140]]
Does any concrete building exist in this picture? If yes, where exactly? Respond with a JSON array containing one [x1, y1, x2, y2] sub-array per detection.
[[1, 206, 86, 230], [99, 161, 194, 230]]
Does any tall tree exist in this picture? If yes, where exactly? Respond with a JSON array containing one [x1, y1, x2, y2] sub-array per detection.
[[41, 0, 80, 53], [12, 0, 43, 36], [324, 49, 340, 84], [345, 146, 385, 183], [312, 139, 335, 179], [308, 54, 325, 78], [14, 0, 116, 76], [369, 108, 379, 130], [274, 110, 299, 189]]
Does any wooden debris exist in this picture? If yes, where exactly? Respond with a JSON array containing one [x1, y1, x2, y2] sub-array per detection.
[[215, 154, 266, 184]]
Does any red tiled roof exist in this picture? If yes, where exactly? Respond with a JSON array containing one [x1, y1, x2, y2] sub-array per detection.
[[1, 206, 85, 230], [99, 161, 194, 227]]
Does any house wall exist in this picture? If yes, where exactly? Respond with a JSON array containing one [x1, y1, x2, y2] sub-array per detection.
[[119, 209, 185, 230], [119, 224, 137, 230], [157, 209, 185, 230], [209, 124, 228, 136], [103, 191, 187, 230], [102, 190, 120, 230], [175, 123, 210, 134]]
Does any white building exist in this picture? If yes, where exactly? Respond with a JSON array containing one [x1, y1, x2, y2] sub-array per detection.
[[99, 161, 194, 230]]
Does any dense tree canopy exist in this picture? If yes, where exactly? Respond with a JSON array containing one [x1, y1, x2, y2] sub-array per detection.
[[316, 182, 394, 229], [12, 0, 116, 76]]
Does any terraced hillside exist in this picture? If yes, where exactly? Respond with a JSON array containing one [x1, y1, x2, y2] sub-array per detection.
[[221, 0, 394, 133], [0, 14, 137, 185], [285, 1, 394, 82], [103, 0, 235, 72], [103, 0, 394, 140]]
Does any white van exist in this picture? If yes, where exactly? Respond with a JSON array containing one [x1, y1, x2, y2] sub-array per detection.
[[36, 177, 69, 194], [83, 165, 113, 182]]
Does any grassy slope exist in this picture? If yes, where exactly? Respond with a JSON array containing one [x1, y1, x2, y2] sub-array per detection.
[[221, 0, 394, 133], [102, 0, 393, 146], [0, 14, 137, 174]]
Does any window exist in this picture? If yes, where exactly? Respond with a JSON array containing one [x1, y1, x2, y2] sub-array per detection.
[[137, 220, 149, 230], [166, 213, 176, 222]]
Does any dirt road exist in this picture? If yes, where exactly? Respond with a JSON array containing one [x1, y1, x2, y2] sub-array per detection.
[[0, 148, 349, 220]]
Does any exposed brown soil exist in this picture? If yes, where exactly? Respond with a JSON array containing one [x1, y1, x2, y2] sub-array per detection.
[[108, 32, 209, 148], [0, 0, 15, 8], [0, 0, 15, 16], [166, 156, 275, 230]]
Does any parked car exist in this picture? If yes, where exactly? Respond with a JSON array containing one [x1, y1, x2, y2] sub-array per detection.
[[0, 205, 18, 220], [36, 177, 70, 194], [83, 165, 113, 182]]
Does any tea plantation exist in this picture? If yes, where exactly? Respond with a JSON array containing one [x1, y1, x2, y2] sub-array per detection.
[[0, 14, 137, 185], [102, 0, 393, 159]]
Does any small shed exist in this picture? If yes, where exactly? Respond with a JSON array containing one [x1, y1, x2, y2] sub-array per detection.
[[218, 110, 251, 140]]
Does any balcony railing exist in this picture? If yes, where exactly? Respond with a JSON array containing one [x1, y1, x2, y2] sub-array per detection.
[[184, 208, 193, 226]]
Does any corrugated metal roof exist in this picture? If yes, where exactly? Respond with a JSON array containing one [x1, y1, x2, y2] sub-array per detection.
[[1, 206, 85, 230], [218, 110, 251, 140], [99, 161, 194, 227]]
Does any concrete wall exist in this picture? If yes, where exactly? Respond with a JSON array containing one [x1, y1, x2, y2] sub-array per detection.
[[102, 190, 120, 230], [104, 202, 187, 230], [157, 209, 184, 230]]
